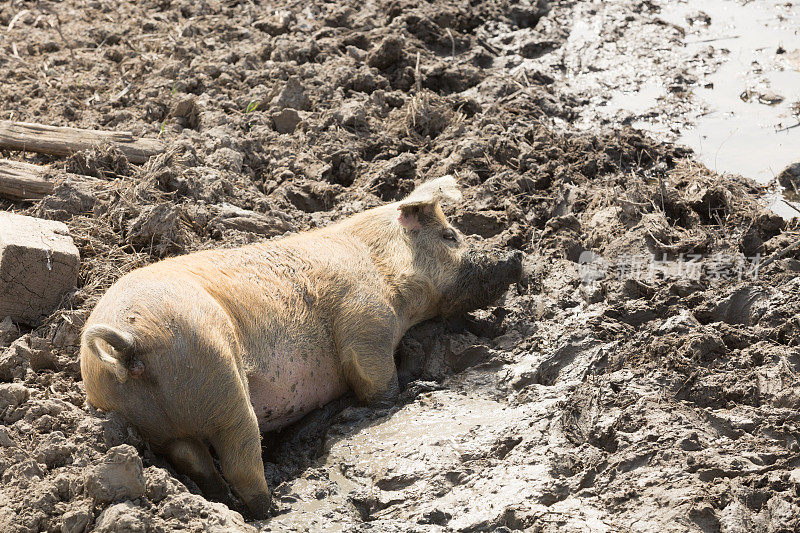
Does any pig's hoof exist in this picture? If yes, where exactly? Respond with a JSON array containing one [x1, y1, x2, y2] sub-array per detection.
[[399, 380, 445, 403], [368, 390, 398, 410], [245, 493, 273, 520]]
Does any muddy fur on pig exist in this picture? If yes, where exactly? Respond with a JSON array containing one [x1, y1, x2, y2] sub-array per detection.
[[79, 176, 522, 518]]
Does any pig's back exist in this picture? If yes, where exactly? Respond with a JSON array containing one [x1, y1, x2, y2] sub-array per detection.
[[92, 233, 376, 431], [164, 236, 372, 430]]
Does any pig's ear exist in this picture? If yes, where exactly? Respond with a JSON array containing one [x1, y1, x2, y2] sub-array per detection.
[[397, 176, 461, 230], [399, 176, 462, 208]]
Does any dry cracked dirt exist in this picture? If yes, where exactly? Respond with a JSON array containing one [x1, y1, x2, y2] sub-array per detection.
[[1, 0, 800, 531]]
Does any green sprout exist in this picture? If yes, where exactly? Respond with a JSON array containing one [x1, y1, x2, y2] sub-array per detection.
[[246, 100, 260, 114]]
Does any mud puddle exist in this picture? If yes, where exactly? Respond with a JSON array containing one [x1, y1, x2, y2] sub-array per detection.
[[633, 0, 800, 217]]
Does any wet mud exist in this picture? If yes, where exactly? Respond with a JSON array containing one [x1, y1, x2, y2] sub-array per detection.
[[1, 0, 799, 531]]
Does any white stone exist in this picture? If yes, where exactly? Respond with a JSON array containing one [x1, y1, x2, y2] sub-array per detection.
[[0, 212, 79, 324]]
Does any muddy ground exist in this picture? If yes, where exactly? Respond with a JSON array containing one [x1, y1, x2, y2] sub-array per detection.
[[1, 0, 800, 531]]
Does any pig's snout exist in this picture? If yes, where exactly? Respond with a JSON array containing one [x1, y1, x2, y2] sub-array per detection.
[[498, 250, 524, 284], [438, 249, 524, 317]]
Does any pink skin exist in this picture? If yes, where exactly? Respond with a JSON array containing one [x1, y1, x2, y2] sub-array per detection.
[[398, 211, 423, 230], [246, 344, 348, 432]]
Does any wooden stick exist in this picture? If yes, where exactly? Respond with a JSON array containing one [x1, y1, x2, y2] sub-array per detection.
[[760, 234, 800, 270], [0, 121, 164, 164], [0, 159, 56, 201]]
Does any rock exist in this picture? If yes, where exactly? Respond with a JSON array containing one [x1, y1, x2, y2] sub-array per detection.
[[272, 108, 301, 134], [0, 212, 80, 325], [778, 162, 800, 194], [272, 76, 309, 111], [0, 382, 31, 410], [94, 502, 147, 533], [84, 445, 146, 504]]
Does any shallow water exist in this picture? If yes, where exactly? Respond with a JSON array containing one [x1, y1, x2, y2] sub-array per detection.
[[650, 0, 800, 216], [662, 0, 799, 176]]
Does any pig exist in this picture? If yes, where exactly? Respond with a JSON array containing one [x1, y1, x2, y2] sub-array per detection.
[[80, 176, 523, 518]]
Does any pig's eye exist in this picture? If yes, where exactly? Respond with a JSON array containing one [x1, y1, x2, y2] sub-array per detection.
[[442, 228, 459, 242]]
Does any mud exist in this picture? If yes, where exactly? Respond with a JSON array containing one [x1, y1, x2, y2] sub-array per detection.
[[1, 0, 800, 531]]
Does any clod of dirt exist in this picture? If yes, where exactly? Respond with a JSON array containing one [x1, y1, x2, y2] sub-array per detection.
[[32, 178, 97, 221], [778, 162, 800, 195], [758, 90, 784, 105], [367, 35, 406, 69], [84, 444, 146, 504], [321, 149, 358, 186], [212, 204, 296, 237], [397, 91, 459, 139], [209, 147, 245, 173], [125, 203, 190, 256], [2, 0, 800, 530], [64, 146, 132, 179], [254, 13, 292, 36], [272, 108, 302, 134], [366, 154, 417, 201], [272, 76, 310, 111], [332, 100, 369, 130], [0, 382, 30, 408], [172, 94, 200, 129], [456, 210, 507, 238], [0, 316, 19, 348], [0, 338, 31, 382], [93, 502, 149, 532], [686, 11, 712, 25]]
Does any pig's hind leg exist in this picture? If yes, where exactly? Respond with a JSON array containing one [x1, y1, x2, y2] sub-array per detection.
[[209, 401, 272, 519], [166, 438, 232, 504]]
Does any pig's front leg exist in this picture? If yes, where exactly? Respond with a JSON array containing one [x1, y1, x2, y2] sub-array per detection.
[[336, 320, 399, 408]]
